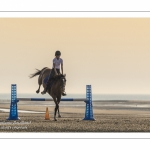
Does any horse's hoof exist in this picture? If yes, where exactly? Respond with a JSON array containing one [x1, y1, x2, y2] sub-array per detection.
[[54, 119, 57, 121], [41, 91, 46, 95], [58, 115, 61, 118], [36, 90, 39, 94]]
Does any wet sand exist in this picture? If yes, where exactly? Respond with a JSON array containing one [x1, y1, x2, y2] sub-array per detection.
[[1, 100, 150, 132]]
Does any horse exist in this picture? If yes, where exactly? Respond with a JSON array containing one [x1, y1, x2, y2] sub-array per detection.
[[29, 67, 66, 121]]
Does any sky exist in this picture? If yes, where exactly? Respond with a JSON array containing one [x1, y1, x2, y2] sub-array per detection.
[[0, 18, 150, 94]]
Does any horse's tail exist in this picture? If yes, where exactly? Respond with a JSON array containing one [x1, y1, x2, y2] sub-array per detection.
[[29, 67, 47, 78]]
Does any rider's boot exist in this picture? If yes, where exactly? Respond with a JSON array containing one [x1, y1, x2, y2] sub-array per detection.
[[62, 92, 67, 96]]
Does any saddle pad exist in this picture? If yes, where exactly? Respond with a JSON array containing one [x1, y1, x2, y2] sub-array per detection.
[[44, 76, 49, 84], [44, 76, 54, 88]]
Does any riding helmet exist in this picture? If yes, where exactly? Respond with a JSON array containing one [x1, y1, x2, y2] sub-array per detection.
[[55, 50, 61, 56]]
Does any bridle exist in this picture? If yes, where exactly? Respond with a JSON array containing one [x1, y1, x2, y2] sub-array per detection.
[[60, 76, 66, 91]]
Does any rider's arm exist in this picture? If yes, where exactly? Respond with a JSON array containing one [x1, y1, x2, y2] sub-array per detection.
[[53, 63, 58, 75], [61, 63, 63, 75]]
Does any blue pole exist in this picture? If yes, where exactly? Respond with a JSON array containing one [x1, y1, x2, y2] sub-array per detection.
[[7, 84, 19, 120], [83, 85, 96, 121]]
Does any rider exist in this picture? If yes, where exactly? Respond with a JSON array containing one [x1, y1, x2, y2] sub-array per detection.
[[41, 50, 66, 96]]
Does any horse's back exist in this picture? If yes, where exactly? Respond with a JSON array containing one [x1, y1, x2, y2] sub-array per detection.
[[38, 68, 51, 86], [42, 67, 51, 75]]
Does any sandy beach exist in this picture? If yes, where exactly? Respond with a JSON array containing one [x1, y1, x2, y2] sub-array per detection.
[[0, 100, 150, 132]]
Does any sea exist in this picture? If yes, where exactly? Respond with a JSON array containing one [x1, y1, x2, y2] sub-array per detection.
[[1, 93, 150, 109], [1, 93, 150, 101]]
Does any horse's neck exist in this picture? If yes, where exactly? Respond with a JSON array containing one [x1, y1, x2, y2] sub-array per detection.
[[53, 79, 61, 89]]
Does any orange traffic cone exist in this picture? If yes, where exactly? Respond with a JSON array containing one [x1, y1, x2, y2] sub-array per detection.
[[45, 107, 50, 120]]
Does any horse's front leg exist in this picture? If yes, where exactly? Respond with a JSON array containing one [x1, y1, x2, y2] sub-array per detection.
[[53, 97, 59, 121], [58, 109, 61, 118], [57, 98, 61, 118], [54, 104, 59, 121]]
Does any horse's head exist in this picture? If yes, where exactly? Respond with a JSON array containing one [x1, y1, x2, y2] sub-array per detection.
[[55, 74, 67, 94], [60, 74, 66, 93]]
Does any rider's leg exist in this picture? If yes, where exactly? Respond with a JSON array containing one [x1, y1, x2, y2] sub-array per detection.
[[62, 92, 67, 96]]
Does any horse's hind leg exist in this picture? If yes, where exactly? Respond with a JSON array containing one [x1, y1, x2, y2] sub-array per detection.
[[36, 74, 42, 94], [36, 84, 41, 94]]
